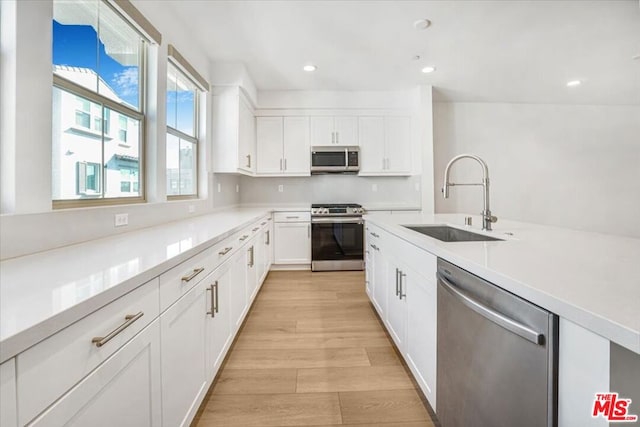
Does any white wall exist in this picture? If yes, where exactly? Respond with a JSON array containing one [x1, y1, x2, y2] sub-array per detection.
[[0, 0, 238, 260], [433, 102, 640, 237]]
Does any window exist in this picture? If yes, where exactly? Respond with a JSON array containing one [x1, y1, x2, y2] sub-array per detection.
[[51, 0, 147, 205], [166, 61, 199, 197]]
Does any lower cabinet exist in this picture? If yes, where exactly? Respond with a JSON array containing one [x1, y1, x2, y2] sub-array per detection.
[[230, 250, 249, 333], [246, 240, 259, 300], [0, 359, 17, 427], [205, 263, 233, 380], [28, 320, 162, 427], [273, 220, 311, 265], [160, 281, 208, 427], [364, 222, 438, 411]]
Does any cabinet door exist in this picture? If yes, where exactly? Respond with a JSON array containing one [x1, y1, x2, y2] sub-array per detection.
[[255, 230, 266, 286], [310, 116, 335, 146], [386, 260, 408, 351], [160, 282, 207, 427], [205, 264, 232, 381], [371, 244, 387, 316], [385, 116, 411, 174], [274, 222, 311, 264], [238, 99, 255, 173], [246, 242, 259, 300], [28, 321, 161, 427], [229, 251, 248, 333], [1, 359, 16, 427], [334, 116, 358, 146], [256, 117, 284, 174], [283, 116, 310, 174], [358, 117, 385, 173], [405, 267, 437, 410]]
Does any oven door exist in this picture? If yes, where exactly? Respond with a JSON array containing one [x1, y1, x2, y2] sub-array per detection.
[[311, 217, 364, 271]]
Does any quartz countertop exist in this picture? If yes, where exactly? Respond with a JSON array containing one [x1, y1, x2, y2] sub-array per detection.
[[364, 212, 640, 355], [0, 208, 271, 363]]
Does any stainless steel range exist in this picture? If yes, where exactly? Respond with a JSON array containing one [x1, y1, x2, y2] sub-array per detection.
[[311, 203, 365, 271]]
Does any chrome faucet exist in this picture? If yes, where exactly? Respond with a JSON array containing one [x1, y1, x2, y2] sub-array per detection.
[[442, 154, 497, 231]]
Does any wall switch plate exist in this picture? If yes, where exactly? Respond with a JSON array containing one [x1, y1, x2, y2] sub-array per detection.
[[217, 183, 221, 193], [188, 205, 195, 213], [372, 184, 378, 192], [236, 184, 240, 193], [278, 184, 284, 192], [114, 213, 128, 227]]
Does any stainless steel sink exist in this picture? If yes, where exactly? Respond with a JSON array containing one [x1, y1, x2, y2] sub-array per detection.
[[403, 225, 503, 242]]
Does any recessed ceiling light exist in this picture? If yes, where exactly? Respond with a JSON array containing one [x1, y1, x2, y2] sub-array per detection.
[[303, 64, 317, 72], [566, 80, 582, 87], [421, 66, 436, 74], [414, 19, 431, 30]]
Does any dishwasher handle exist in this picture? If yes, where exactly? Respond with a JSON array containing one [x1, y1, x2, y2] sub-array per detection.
[[437, 273, 545, 346]]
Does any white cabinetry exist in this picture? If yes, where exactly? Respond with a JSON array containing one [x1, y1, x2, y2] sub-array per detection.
[[212, 86, 256, 175], [160, 281, 207, 427], [311, 116, 357, 146], [28, 321, 162, 427], [273, 212, 311, 266], [257, 116, 310, 175], [204, 263, 233, 381], [0, 359, 16, 427], [230, 249, 249, 333], [364, 221, 437, 410], [359, 116, 411, 175]]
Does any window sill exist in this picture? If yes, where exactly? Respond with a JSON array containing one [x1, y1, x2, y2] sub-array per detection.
[[67, 125, 114, 140]]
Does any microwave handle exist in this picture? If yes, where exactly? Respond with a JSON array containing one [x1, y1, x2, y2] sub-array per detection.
[[345, 148, 348, 167]]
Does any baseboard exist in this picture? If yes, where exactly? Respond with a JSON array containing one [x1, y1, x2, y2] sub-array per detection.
[[269, 264, 311, 271]]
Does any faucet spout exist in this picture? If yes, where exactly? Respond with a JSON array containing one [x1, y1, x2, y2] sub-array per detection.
[[442, 154, 497, 231]]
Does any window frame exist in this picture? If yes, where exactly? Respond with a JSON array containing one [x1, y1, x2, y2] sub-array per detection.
[[166, 61, 200, 200], [52, 1, 148, 209]]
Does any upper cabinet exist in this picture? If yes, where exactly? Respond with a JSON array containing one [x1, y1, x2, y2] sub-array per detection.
[[256, 116, 310, 176], [358, 116, 412, 176], [212, 86, 256, 175], [310, 116, 357, 146]]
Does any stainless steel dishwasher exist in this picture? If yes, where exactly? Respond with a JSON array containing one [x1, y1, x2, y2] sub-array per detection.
[[436, 258, 558, 427]]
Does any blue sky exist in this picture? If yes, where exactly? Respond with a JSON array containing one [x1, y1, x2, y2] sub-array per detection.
[[53, 21, 195, 134]]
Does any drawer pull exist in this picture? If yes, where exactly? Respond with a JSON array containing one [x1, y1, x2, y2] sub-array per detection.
[[286, 216, 299, 219], [218, 247, 233, 256], [370, 232, 380, 238], [91, 312, 144, 348], [181, 267, 205, 282], [261, 222, 267, 226], [252, 227, 260, 232], [239, 235, 249, 241]]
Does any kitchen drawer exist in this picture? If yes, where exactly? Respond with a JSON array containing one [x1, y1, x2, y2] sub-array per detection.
[[159, 246, 218, 312], [390, 234, 437, 282], [274, 211, 310, 223], [17, 279, 160, 425]]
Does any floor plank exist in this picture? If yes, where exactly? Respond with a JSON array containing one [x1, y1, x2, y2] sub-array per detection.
[[339, 389, 432, 425], [197, 393, 342, 426], [212, 368, 298, 395], [365, 346, 404, 366], [296, 365, 415, 393]]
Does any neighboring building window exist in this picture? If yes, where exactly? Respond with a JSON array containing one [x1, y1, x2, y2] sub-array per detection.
[[166, 61, 198, 197], [51, 0, 146, 204]]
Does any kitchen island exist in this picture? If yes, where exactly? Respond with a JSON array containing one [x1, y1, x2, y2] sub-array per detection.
[[364, 212, 640, 427]]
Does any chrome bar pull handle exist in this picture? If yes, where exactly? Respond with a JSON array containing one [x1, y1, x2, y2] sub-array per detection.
[[284, 158, 287, 170], [207, 283, 216, 318], [246, 154, 251, 168], [399, 271, 406, 300], [395, 268, 400, 296], [261, 221, 267, 226], [253, 227, 260, 232], [182, 267, 204, 282], [239, 235, 249, 241], [91, 312, 144, 347], [266, 230, 270, 245], [214, 281, 219, 314], [370, 232, 380, 238], [280, 158, 283, 171], [218, 247, 233, 256]]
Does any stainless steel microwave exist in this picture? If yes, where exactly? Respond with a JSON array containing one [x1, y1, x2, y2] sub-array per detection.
[[310, 146, 360, 174]]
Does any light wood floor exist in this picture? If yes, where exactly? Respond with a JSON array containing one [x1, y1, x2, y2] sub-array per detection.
[[193, 271, 437, 427]]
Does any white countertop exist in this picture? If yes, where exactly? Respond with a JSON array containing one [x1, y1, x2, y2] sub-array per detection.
[[0, 208, 271, 363], [365, 212, 640, 355]]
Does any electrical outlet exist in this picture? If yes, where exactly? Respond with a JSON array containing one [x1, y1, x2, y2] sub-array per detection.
[[372, 184, 378, 192], [114, 213, 128, 227], [188, 205, 195, 213], [217, 183, 221, 193], [278, 184, 284, 192], [236, 184, 240, 193]]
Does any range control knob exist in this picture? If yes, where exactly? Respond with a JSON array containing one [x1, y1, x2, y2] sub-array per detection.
[[323, 208, 329, 214]]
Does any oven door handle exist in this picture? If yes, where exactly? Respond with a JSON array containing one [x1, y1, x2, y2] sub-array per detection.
[[311, 217, 363, 224]]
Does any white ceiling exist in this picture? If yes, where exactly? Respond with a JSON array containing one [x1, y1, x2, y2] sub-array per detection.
[[166, 1, 640, 104]]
